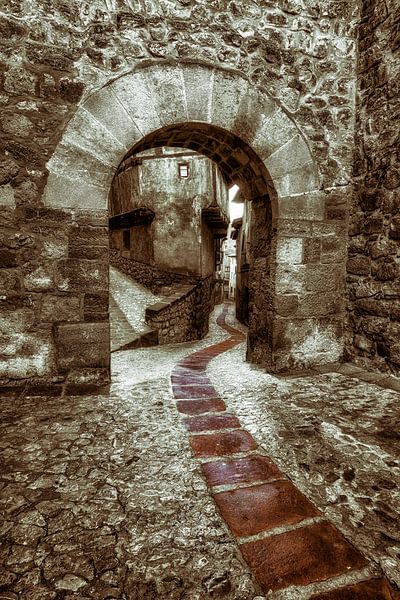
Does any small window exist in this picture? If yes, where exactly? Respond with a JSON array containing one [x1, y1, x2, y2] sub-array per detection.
[[123, 229, 131, 250], [178, 163, 189, 178]]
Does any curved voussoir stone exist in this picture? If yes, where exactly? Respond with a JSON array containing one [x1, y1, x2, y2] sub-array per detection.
[[182, 63, 215, 123], [264, 134, 315, 181], [252, 108, 300, 162], [211, 69, 250, 133], [110, 70, 162, 136], [42, 172, 109, 210], [231, 87, 276, 149], [142, 64, 188, 127], [46, 142, 115, 189], [274, 162, 320, 197], [62, 107, 126, 167], [82, 85, 143, 151]]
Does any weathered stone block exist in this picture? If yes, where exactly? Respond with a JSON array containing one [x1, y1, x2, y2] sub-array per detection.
[[0, 157, 19, 185], [252, 108, 298, 160], [23, 264, 55, 291], [46, 142, 114, 189], [83, 86, 142, 150], [346, 256, 370, 276], [325, 193, 348, 221], [41, 296, 81, 323], [276, 220, 313, 236], [279, 192, 324, 221], [0, 269, 20, 291], [374, 258, 400, 281], [276, 237, 303, 264], [272, 317, 343, 368], [56, 322, 110, 371], [83, 293, 109, 321], [363, 214, 383, 234], [321, 237, 347, 263], [4, 66, 36, 95], [276, 264, 305, 294], [275, 294, 299, 317], [182, 64, 215, 123], [389, 216, 400, 240], [111, 71, 162, 137], [0, 248, 18, 268], [303, 238, 321, 263], [68, 225, 108, 260], [362, 317, 388, 336], [389, 343, 400, 366], [0, 310, 55, 379], [305, 264, 344, 292], [145, 64, 188, 128], [0, 185, 15, 208], [275, 163, 319, 197], [367, 236, 396, 259], [354, 298, 390, 317], [349, 281, 382, 299], [56, 260, 108, 292], [354, 334, 375, 353], [43, 173, 109, 210], [41, 233, 68, 260], [297, 293, 343, 317], [264, 134, 313, 180]]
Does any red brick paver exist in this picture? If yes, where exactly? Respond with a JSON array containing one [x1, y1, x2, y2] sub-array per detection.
[[201, 455, 283, 487], [213, 481, 320, 537], [240, 521, 367, 592], [176, 398, 226, 415], [190, 429, 257, 457], [184, 414, 241, 432], [173, 384, 218, 399]]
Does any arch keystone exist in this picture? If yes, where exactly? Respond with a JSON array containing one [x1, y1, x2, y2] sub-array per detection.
[[141, 64, 188, 126], [182, 64, 215, 123], [109, 71, 162, 136], [211, 69, 250, 132]]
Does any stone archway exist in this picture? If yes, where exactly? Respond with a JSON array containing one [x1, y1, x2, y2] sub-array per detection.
[[43, 61, 345, 378]]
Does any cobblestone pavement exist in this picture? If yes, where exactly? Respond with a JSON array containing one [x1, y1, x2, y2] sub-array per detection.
[[110, 267, 162, 352], [1, 305, 399, 599]]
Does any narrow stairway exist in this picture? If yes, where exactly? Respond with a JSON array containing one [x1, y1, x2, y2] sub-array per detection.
[[109, 266, 162, 352]]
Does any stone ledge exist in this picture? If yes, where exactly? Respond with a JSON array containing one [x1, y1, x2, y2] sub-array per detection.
[[145, 286, 196, 317], [314, 362, 400, 392]]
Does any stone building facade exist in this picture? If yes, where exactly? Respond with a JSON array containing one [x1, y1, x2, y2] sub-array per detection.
[[109, 146, 229, 343], [109, 146, 228, 285], [0, 0, 399, 384]]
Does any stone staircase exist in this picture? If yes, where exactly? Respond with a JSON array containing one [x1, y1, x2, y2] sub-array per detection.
[[109, 266, 162, 352]]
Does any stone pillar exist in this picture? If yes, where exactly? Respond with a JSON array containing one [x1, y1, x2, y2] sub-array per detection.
[[269, 189, 348, 371]]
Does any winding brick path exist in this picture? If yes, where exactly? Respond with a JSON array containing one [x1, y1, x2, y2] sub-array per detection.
[[171, 305, 399, 599]]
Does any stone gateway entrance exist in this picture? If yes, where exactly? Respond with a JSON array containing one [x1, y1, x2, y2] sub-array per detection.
[[7, 61, 349, 384]]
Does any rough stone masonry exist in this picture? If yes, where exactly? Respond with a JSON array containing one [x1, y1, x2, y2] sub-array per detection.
[[0, 0, 399, 384]]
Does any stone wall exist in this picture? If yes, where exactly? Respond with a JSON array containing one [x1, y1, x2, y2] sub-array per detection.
[[110, 249, 200, 294], [0, 0, 362, 382], [345, 0, 400, 373], [145, 276, 214, 344], [109, 148, 228, 278], [0, 207, 110, 384]]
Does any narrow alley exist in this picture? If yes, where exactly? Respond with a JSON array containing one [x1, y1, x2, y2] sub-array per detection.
[[1, 297, 399, 599]]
